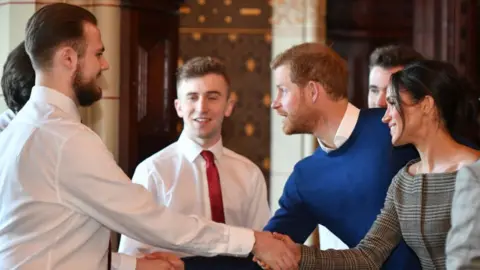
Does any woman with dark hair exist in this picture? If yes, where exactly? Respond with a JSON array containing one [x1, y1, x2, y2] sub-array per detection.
[[258, 60, 480, 270]]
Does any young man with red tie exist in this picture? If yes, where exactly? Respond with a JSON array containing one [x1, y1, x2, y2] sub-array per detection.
[[118, 57, 271, 267]]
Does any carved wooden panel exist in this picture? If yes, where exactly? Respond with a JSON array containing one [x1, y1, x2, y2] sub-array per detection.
[[413, 0, 477, 81], [119, 1, 182, 177]]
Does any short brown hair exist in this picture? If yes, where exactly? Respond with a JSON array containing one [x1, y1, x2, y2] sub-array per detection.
[[177, 57, 230, 90], [369, 44, 424, 69], [25, 3, 97, 69], [270, 42, 348, 100]]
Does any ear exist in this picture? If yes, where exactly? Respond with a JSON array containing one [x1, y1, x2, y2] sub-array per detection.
[[306, 81, 320, 103], [422, 95, 435, 115], [174, 99, 183, 118], [58, 47, 78, 71], [224, 94, 235, 117]]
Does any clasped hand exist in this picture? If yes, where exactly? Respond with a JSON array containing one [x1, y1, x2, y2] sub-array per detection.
[[252, 231, 300, 270], [138, 251, 184, 270]]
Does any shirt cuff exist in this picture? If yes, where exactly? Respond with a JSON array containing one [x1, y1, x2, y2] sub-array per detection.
[[226, 226, 255, 257], [111, 252, 137, 270]]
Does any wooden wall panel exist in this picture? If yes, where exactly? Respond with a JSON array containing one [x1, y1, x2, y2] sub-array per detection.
[[119, 1, 182, 177], [327, 0, 414, 108]]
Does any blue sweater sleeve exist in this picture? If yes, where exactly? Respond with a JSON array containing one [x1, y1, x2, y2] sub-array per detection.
[[263, 168, 317, 244]]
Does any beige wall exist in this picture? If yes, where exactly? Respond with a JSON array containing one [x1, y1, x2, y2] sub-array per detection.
[[0, 2, 36, 113]]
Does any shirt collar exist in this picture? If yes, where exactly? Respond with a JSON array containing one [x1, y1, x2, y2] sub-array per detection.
[[29, 86, 81, 123], [178, 131, 224, 163], [318, 103, 360, 152]]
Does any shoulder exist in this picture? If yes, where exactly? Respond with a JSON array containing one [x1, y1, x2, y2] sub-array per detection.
[[358, 108, 388, 129], [360, 108, 386, 118], [222, 147, 264, 177], [137, 142, 180, 171], [458, 160, 480, 185]]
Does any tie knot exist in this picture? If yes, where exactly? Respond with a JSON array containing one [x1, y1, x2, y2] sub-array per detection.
[[200, 150, 215, 163]]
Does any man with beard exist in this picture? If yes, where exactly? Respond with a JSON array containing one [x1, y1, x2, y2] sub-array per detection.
[[0, 41, 191, 270], [0, 3, 296, 270], [261, 42, 422, 269]]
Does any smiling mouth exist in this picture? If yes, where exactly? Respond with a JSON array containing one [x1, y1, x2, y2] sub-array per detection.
[[194, 118, 211, 123]]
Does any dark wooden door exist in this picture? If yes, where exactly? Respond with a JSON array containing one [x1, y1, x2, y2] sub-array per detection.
[[327, 0, 414, 108], [119, 0, 183, 177], [413, 0, 477, 82]]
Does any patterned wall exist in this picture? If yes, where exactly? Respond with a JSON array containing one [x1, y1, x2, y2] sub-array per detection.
[[178, 0, 272, 183]]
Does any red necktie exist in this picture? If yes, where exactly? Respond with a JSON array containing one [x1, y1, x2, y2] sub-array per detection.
[[201, 150, 226, 223]]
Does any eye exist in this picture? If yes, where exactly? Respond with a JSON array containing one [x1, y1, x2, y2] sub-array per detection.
[[187, 95, 198, 101], [369, 88, 379, 94]]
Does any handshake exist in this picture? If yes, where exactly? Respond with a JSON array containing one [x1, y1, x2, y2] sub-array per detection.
[[135, 231, 300, 270], [252, 231, 301, 270]]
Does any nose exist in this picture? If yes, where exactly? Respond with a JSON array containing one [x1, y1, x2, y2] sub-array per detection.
[[381, 107, 391, 124], [101, 57, 110, 71], [197, 96, 208, 112], [376, 91, 387, 108], [271, 95, 280, 110]]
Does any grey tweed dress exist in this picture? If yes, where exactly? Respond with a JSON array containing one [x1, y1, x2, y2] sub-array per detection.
[[300, 159, 455, 270]]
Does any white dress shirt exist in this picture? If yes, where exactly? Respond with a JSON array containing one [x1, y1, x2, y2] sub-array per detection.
[[0, 105, 136, 270], [0, 86, 254, 270], [118, 132, 271, 257], [0, 108, 15, 132], [318, 103, 360, 153]]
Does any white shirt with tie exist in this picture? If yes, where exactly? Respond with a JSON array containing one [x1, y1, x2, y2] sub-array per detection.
[[0, 86, 255, 270], [118, 132, 271, 257]]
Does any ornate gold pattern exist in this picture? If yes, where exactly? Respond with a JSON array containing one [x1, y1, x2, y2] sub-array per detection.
[[264, 32, 272, 43], [180, 28, 270, 34], [179, 6, 191, 14], [244, 123, 255, 136], [228, 33, 238, 42], [230, 91, 238, 103], [240, 8, 262, 16], [192, 32, 202, 40], [179, 0, 272, 182], [246, 58, 256, 72], [262, 94, 271, 107], [224, 16, 232, 24], [198, 15, 206, 23], [262, 157, 270, 170], [198, 0, 206, 5]]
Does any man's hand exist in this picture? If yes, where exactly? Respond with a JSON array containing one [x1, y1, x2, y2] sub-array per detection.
[[273, 233, 301, 264], [136, 252, 184, 270], [136, 257, 184, 270], [251, 231, 298, 270]]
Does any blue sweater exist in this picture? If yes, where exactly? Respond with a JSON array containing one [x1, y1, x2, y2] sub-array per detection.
[[264, 109, 422, 270]]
